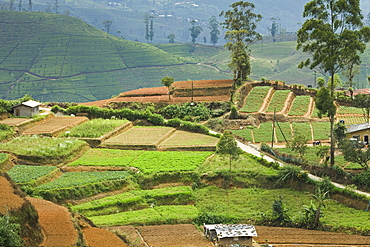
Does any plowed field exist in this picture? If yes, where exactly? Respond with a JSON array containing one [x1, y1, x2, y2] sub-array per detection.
[[0, 117, 33, 126], [254, 226, 370, 246], [0, 175, 25, 214], [83, 227, 129, 247], [22, 116, 88, 136], [137, 224, 213, 247], [27, 197, 78, 247], [172, 79, 233, 89]]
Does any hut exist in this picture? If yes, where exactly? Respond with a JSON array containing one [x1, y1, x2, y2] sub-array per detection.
[[203, 224, 257, 247], [12, 100, 41, 117], [346, 122, 370, 145]]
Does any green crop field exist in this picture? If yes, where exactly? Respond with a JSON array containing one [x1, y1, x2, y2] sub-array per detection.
[[230, 128, 254, 142], [60, 118, 128, 138], [90, 205, 199, 226], [71, 186, 193, 216], [67, 149, 212, 173], [288, 95, 311, 116], [7, 165, 58, 184], [339, 116, 366, 125], [0, 136, 87, 164], [275, 122, 292, 142], [240, 86, 271, 113], [337, 106, 363, 115], [34, 171, 130, 191], [292, 122, 312, 137], [265, 90, 291, 113], [311, 122, 330, 140], [253, 122, 274, 143]]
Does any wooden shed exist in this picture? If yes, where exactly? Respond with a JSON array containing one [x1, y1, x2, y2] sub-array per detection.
[[203, 224, 257, 247], [12, 100, 41, 117]]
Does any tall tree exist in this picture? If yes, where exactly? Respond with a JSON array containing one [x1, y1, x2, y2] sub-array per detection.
[[353, 94, 370, 122], [18, 0, 21, 11], [149, 15, 154, 43], [28, 0, 31, 11], [189, 20, 203, 44], [54, 0, 58, 13], [144, 13, 150, 43], [220, 1, 262, 89], [208, 16, 220, 46], [161, 76, 174, 100], [216, 130, 243, 173], [296, 0, 370, 166], [102, 20, 113, 34], [339, 139, 370, 170], [9, 0, 14, 10], [167, 33, 175, 43], [269, 17, 279, 42]]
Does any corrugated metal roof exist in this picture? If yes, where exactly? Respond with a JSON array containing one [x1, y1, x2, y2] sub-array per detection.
[[12, 100, 41, 108], [346, 122, 370, 133], [204, 224, 257, 238]]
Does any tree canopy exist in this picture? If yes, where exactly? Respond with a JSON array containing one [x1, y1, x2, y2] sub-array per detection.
[[296, 0, 370, 166], [220, 1, 262, 87]]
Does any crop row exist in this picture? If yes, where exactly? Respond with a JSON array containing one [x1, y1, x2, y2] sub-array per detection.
[[240, 86, 271, 113], [68, 149, 213, 174], [7, 165, 58, 184], [337, 106, 363, 115], [71, 186, 193, 216], [265, 90, 290, 112], [60, 118, 128, 138], [288, 95, 311, 116], [90, 205, 198, 226], [231, 121, 330, 142]]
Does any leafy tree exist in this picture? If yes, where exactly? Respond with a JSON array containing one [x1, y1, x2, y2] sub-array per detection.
[[189, 20, 203, 44], [167, 33, 175, 43], [269, 18, 279, 42], [315, 145, 330, 165], [18, 0, 21, 11], [216, 130, 243, 173], [0, 215, 25, 247], [102, 20, 113, 34], [333, 122, 347, 145], [339, 139, 370, 170], [353, 94, 370, 122], [297, 0, 370, 167], [208, 16, 220, 46], [28, 0, 31, 11], [53, 0, 58, 13], [9, 0, 14, 10], [220, 1, 262, 89], [161, 76, 174, 100], [286, 132, 308, 159]]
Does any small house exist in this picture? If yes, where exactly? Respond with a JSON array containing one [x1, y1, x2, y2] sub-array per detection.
[[12, 100, 41, 117], [203, 224, 257, 247]]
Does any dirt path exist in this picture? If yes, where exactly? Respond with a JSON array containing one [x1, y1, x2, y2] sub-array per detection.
[[27, 197, 78, 247], [258, 87, 274, 113]]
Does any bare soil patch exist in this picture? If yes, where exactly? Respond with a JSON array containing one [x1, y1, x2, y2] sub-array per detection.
[[254, 226, 370, 246], [0, 117, 33, 126], [22, 116, 88, 136], [27, 197, 78, 247], [83, 227, 129, 247], [173, 79, 233, 89], [137, 224, 213, 247], [0, 175, 25, 214]]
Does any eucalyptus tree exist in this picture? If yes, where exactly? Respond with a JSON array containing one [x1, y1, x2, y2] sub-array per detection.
[[208, 16, 220, 46], [296, 0, 370, 166], [189, 20, 203, 44], [220, 1, 262, 89]]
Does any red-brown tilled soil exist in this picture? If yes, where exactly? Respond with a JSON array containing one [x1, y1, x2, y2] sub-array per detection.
[[0, 175, 25, 214], [83, 227, 129, 247], [27, 197, 78, 247]]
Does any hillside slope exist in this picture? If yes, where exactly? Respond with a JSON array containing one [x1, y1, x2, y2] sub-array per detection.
[[0, 11, 231, 103]]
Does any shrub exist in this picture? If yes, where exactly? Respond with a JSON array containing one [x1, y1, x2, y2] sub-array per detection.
[[229, 105, 238, 119], [0, 216, 25, 247], [193, 211, 237, 225]]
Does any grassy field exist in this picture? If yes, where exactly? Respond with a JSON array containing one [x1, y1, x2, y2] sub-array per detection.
[[71, 186, 193, 216], [59, 118, 128, 138], [0, 136, 87, 164]]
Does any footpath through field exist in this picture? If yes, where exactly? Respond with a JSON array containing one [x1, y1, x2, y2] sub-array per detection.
[[232, 136, 370, 198]]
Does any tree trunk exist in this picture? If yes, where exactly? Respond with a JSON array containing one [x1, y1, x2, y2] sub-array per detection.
[[330, 73, 335, 167]]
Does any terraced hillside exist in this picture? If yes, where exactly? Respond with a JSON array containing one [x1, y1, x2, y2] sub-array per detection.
[[0, 11, 230, 103]]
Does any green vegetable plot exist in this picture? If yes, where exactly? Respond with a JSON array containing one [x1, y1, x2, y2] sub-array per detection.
[[240, 86, 271, 112], [7, 165, 58, 184]]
